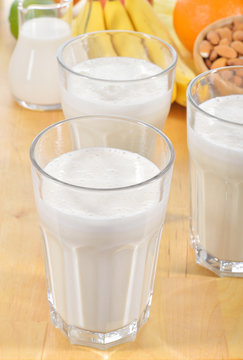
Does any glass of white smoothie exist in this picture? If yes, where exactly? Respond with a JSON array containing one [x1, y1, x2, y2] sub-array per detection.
[[9, 0, 72, 111], [30, 115, 174, 349], [57, 30, 177, 130], [187, 66, 243, 277]]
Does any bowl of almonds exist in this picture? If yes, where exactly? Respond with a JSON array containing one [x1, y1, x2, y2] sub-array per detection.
[[193, 15, 243, 86]]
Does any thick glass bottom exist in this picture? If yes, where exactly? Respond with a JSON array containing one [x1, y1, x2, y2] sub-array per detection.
[[191, 234, 243, 277], [14, 97, 61, 111], [48, 296, 152, 350]]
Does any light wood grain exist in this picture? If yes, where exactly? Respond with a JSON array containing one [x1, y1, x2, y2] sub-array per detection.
[[1, 0, 243, 359]]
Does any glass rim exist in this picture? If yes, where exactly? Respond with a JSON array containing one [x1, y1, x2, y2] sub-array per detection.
[[187, 65, 243, 127], [18, 0, 72, 11], [30, 115, 175, 192], [57, 30, 177, 83]]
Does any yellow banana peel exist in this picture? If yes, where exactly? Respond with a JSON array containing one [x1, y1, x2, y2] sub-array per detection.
[[125, 0, 196, 107], [196, 81, 210, 103], [175, 57, 196, 106], [104, 0, 150, 60], [78, 0, 105, 35], [153, 0, 176, 16], [171, 82, 177, 103], [153, 1, 196, 72], [72, 0, 86, 37], [125, 0, 171, 43], [104, 0, 134, 31], [74, 0, 117, 58]]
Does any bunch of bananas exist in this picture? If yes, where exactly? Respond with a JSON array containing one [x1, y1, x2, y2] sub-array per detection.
[[72, 0, 196, 107]]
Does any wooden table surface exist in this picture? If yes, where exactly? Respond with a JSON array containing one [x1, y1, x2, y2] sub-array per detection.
[[1, 0, 243, 359]]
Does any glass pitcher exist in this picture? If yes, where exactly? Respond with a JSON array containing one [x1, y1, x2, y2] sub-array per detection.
[[8, 0, 73, 111]]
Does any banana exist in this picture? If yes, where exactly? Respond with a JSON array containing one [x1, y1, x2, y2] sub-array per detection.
[[104, 0, 134, 31], [104, 0, 177, 106], [148, 0, 194, 105], [77, 0, 105, 35], [125, 0, 196, 106], [153, 0, 176, 16], [175, 57, 195, 106], [72, 0, 86, 37], [104, 0, 151, 60], [125, 0, 171, 44], [171, 82, 177, 103], [74, 0, 117, 58], [153, 0, 196, 72]]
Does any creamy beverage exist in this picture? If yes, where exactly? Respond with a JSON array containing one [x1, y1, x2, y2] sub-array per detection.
[[188, 95, 243, 262], [34, 147, 170, 333], [9, 17, 72, 106], [30, 115, 175, 347], [60, 57, 172, 129]]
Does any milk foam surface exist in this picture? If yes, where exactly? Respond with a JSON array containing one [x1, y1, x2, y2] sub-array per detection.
[[72, 56, 162, 81], [43, 147, 161, 217], [36, 148, 169, 331], [45, 147, 160, 189], [60, 57, 172, 129], [194, 95, 243, 149], [188, 95, 243, 261]]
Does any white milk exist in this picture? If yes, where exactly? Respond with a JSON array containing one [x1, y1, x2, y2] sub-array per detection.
[[60, 57, 172, 129], [9, 17, 72, 105], [188, 95, 243, 261], [34, 148, 169, 332]]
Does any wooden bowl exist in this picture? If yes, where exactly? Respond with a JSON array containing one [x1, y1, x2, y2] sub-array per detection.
[[193, 15, 243, 96], [193, 15, 243, 74]]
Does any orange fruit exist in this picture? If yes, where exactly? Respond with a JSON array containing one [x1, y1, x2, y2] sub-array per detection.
[[173, 0, 243, 53]]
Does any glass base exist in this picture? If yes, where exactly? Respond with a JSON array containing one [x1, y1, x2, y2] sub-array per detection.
[[14, 96, 61, 111], [48, 296, 152, 350], [193, 244, 243, 278]]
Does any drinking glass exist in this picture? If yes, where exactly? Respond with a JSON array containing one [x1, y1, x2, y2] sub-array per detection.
[[187, 66, 243, 277], [30, 115, 174, 349], [57, 30, 177, 130], [9, 0, 72, 111]]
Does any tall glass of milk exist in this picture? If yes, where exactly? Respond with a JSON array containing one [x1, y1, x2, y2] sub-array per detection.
[[187, 66, 243, 277], [30, 115, 174, 348], [9, 0, 72, 111], [57, 30, 177, 130]]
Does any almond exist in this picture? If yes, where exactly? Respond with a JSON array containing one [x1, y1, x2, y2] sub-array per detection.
[[216, 27, 233, 42], [219, 38, 230, 45], [205, 59, 212, 68], [231, 41, 243, 55], [234, 68, 243, 77], [225, 23, 233, 31], [233, 30, 243, 41], [236, 24, 243, 31], [220, 69, 234, 81], [233, 75, 243, 87], [233, 19, 243, 31], [209, 49, 218, 61], [200, 19, 243, 72], [227, 58, 243, 66], [214, 45, 237, 58], [211, 57, 227, 69], [199, 40, 213, 58], [206, 30, 220, 45]]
